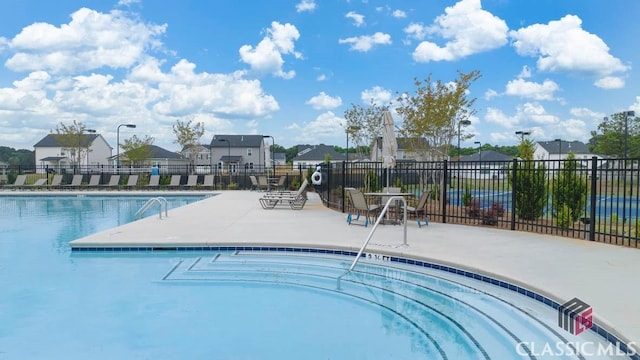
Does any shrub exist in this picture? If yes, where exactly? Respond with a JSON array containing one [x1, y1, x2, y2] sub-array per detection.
[[511, 139, 548, 220], [556, 204, 573, 228], [552, 152, 587, 222], [466, 198, 481, 218], [461, 186, 473, 206]]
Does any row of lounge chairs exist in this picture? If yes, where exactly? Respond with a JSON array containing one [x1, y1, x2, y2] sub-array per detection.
[[3, 174, 215, 190], [259, 179, 309, 210]]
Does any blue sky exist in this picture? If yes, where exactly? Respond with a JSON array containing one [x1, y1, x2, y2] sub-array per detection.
[[0, 0, 638, 152]]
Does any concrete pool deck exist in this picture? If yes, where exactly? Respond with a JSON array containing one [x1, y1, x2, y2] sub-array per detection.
[[54, 190, 640, 348]]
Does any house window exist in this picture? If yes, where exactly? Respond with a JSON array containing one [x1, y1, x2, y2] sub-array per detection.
[[217, 162, 223, 170], [247, 148, 252, 156]]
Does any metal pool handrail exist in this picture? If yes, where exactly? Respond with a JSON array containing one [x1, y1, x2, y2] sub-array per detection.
[[135, 197, 168, 220], [337, 196, 407, 288]]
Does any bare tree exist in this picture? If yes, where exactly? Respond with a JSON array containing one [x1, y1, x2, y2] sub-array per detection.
[[343, 100, 387, 160]]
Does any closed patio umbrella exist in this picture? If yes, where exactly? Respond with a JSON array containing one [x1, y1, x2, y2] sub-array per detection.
[[381, 110, 398, 188]]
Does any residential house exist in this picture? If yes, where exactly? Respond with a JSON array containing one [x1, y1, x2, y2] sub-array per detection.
[[209, 135, 267, 173], [292, 144, 345, 167], [116, 144, 187, 173], [534, 140, 603, 170], [457, 150, 513, 179], [33, 133, 111, 174], [371, 137, 432, 161], [0, 160, 8, 183]]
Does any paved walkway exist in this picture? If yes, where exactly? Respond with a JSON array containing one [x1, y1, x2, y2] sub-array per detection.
[[68, 190, 640, 347]]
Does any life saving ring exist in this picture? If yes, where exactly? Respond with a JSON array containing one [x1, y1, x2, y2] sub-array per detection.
[[311, 171, 322, 185]]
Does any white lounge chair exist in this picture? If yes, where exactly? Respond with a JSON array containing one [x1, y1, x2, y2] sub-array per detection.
[[123, 174, 139, 189], [146, 175, 160, 189], [63, 175, 83, 188], [203, 175, 214, 189], [259, 179, 308, 210]]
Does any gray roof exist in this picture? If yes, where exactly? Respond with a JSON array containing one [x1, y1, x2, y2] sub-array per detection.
[[117, 145, 182, 160], [538, 140, 589, 155], [293, 144, 345, 161], [34, 133, 100, 148], [461, 150, 512, 162], [210, 135, 265, 148]]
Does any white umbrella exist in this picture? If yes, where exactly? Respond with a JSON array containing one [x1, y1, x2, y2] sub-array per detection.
[[381, 110, 398, 188]]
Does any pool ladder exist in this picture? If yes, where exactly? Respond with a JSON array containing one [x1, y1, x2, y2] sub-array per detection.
[[337, 196, 407, 289], [135, 197, 169, 220]]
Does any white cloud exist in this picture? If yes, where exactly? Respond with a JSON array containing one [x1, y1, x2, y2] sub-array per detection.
[[485, 107, 519, 128], [518, 102, 558, 125], [6, 7, 166, 74], [570, 107, 605, 120], [518, 65, 532, 79], [594, 76, 625, 89], [510, 15, 629, 78], [504, 78, 559, 101], [558, 118, 589, 142], [345, 11, 365, 27], [403, 23, 427, 41], [117, 0, 140, 6], [360, 86, 392, 106], [306, 92, 342, 110], [412, 0, 508, 62], [239, 21, 301, 79], [338, 32, 391, 52], [484, 89, 498, 100], [392, 10, 406, 19], [294, 111, 345, 143], [296, 0, 316, 13]]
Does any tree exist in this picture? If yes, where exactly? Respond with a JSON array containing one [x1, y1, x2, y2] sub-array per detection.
[[120, 135, 154, 166], [588, 112, 639, 157], [54, 120, 93, 166], [395, 70, 481, 160], [172, 119, 205, 169], [512, 138, 548, 220], [343, 100, 388, 159], [552, 152, 587, 223]]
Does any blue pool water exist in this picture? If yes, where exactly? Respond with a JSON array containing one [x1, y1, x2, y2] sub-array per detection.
[[0, 195, 629, 359]]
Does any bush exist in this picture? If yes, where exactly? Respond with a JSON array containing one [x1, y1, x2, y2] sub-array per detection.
[[556, 204, 573, 228], [466, 198, 481, 218], [461, 186, 473, 207], [552, 153, 587, 222], [511, 140, 548, 220]]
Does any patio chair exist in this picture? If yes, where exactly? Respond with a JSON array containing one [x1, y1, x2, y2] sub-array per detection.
[[249, 175, 259, 191], [167, 175, 182, 189], [103, 174, 121, 188], [26, 178, 47, 189], [63, 174, 83, 188], [123, 174, 139, 189], [271, 175, 286, 191], [404, 191, 429, 228], [203, 175, 214, 189], [257, 176, 269, 191], [48, 175, 63, 189], [184, 175, 198, 189], [7, 174, 27, 188], [86, 174, 101, 188], [259, 179, 308, 210], [146, 175, 160, 189], [346, 188, 381, 227]]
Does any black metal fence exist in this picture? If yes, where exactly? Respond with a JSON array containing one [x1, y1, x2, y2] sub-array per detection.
[[313, 157, 640, 249], [5, 158, 640, 248]]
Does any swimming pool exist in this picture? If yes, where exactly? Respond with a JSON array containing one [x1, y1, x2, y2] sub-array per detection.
[[0, 195, 634, 359]]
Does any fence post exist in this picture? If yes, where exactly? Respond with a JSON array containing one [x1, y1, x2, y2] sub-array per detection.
[[442, 160, 448, 224], [510, 158, 517, 230], [342, 161, 346, 213], [589, 156, 597, 241]]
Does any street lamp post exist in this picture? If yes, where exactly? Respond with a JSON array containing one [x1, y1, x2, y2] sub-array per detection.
[[474, 141, 482, 162], [345, 126, 361, 163], [116, 123, 136, 171], [218, 139, 231, 186], [515, 130, 531, 142], [263, 135, 275, 174], [457, 120, 471, 158]]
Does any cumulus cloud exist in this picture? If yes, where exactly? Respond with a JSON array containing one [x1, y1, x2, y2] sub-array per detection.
[[294, 111, 345, 143], [504, 78, 559, 101], [239, 21, 301, 79], [338, 32, 391, 52], [518, 102, 558, 125], [306, 92, 342, 110], [412, 0, 508, 62], [6, 7, 166, 74], [404, 23, 427, 41], [510, 15, 629, 78], [484, 89, 498, 100], [594, 76, 625, 89], [296, 0, 316, 13], [392, 10, 406, 18], [485, 107, 519, 128], [360, 86, 392, 106], [345, 11, 365, 27]]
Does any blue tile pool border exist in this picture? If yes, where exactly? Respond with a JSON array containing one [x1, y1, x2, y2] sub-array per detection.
[[70, 245, 639, 358]]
